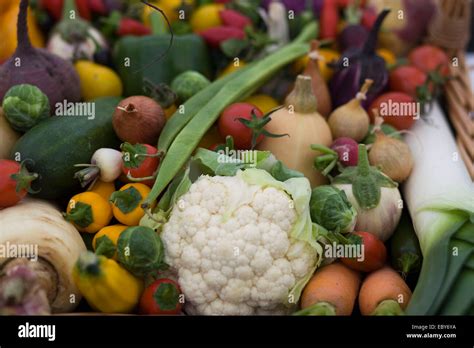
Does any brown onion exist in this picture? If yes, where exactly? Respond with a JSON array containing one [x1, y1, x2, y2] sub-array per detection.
[[369, 130, 413, 182], [112, 96, 165, 145]]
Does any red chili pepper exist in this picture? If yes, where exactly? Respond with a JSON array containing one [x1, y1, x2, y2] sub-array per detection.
[[199, 26, 246, 48], [117, 17, 151, 36], [219, 9, 252, 29], [87, 0, 108, 15], [40, 0, 63, 20], [361, 7, 377, 30], [40, 0, 91, 20], [320, 0, 339, 40], [75, 0, 92, 20]]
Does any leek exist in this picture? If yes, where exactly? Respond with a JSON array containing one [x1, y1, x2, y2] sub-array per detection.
[[403, 102, 474, 315]]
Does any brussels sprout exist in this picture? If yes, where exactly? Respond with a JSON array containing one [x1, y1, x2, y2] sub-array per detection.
[[117, 226, 166, 277], [171, 70, 211, 103], [310, 185, 357, 233], [2, 84, 51, 132]]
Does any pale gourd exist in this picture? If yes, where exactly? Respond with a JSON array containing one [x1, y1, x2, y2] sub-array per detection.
[[257, 75, 333, 187], [0, 108, 20, 159]]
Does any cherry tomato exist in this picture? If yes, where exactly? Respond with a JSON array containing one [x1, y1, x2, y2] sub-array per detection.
[[218, 103, 264, 150], [121, 143, 160, 187], [389, 65, 427, 99], [0, 160, 37, 208], [369, 92, 417, 130], [408, 45, 450, 77], [139, 278, 183, 315], [341, 231, 387, 272]]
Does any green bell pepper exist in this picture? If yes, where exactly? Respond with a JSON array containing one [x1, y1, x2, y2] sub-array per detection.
[[114, 34, 212, 96]]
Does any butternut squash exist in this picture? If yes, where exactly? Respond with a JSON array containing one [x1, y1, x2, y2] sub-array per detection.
[[257, 75, 333, 187], [0, 108, 20, 159]]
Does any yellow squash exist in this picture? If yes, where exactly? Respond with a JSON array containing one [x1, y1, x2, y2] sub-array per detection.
[[73, 251, 143, 313]]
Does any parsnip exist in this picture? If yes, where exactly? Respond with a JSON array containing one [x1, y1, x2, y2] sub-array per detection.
[[0, 199, 86, 313]]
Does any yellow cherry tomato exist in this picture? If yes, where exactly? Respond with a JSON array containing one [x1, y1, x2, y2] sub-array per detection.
[[293, 48, 340, 82], [198, 125, 224, 149], [164, 104, 177, 120], [219, 60, 247, 78], [88, 180, 116, 202], [93, 224, 128, 259], [66, 192, 113, 233], [243, 94, 279, 114], [110, 183, 152, 226], [74, 61, 123, 101], [143, 0, 194, 25], [376, 48, 397, 66], [190, 4, 224, 32]]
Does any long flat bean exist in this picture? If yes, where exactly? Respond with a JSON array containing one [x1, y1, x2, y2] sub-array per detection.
[[158, 65, 252, 152], [144, 23, 317, 208]]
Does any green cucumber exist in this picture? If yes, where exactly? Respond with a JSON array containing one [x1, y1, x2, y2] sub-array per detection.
[[11, 97, 121, 200]]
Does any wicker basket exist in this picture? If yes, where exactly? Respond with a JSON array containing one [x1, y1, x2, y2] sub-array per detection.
[[427, 0, 474, 179]]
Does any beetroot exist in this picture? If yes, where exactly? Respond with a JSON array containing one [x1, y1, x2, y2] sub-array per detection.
[[0, 0, 81, 110]]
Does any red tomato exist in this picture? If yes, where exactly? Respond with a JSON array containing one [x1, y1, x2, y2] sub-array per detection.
[[389, 65, 427, 99], [218, 103, 264, 150], [341, 231, 387, 272], [408, 45, 450, 77], [0, 160, 36, 208], [369, 92, 417, 130], [139, 278, 183, 315], [121, 143, 160, 187]]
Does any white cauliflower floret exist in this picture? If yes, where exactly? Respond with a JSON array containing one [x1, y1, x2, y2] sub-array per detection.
[[161, 172, 318, 315]]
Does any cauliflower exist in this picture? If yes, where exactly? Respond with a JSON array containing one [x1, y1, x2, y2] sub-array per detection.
[[161, 169, 321, 315]]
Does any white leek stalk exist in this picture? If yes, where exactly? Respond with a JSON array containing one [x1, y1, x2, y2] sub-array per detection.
[[403, 102, 474, 315]]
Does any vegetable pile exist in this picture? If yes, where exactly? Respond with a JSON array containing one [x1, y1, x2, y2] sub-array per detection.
[[0, 0, 472, 317]]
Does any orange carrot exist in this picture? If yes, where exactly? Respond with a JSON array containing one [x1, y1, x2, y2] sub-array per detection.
[[295, 262, 361, 316], [359, 266, 412, 315]]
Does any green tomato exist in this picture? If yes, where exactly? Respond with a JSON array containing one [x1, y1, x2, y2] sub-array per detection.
[[171, 70, 211, 103], [310, 185, 357, 233], [2, 84, 50, 132]]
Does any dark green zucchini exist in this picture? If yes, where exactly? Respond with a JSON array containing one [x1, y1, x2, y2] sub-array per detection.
[[11, 97, 121, 200]]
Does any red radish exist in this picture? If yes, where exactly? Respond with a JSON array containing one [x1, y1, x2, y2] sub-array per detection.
[[218, 103, 264, 150], [219, 9, 252, 29], [331, 137, 359, 167], [199, 26, 246, 48], [341, 231, 387, 272], [121, 143, 161, 187], [139, 278, 183, 315], [408, 45, 450, 77], [0, 160, 38, 208], [369, 92, 417, 130], [389, 65, 427, 99]]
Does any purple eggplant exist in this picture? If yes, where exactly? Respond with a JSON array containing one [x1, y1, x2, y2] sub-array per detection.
[[261, 0, 324, 16], [329, 9, 390, 108], [338, 24, 369, 51]]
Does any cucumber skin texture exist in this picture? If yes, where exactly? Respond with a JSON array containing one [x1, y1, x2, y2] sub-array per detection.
[[11, 97, 121, 200]]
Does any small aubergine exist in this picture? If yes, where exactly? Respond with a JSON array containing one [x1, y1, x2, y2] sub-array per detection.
[[329, 9, 390, 108]]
